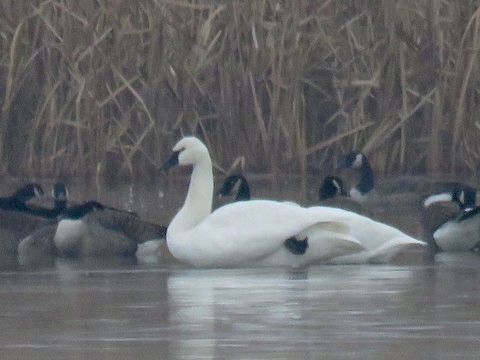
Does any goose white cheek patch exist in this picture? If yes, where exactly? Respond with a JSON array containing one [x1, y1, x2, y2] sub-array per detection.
[[352, 153, 363, 169], [332, 179, 342, 195], [423, 193, 453, 208]]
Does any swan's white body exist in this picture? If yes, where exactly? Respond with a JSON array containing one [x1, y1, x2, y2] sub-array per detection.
[[165, 137, 425, 267]]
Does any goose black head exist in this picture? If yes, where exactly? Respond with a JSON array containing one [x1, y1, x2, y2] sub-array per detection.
[[451, 187, 477, 209], [12, 183, 45, 202], [319, 176, 347, 200], [217, 174, 251, 201], [52, 182, 68, 211], [338, 151, 374, 196], [340, 151, 368, 170], [0, 183, 44, 213], [424, 186, 477, 210], [52, 183, 68, 202]]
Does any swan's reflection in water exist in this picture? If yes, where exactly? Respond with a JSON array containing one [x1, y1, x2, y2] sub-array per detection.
[[166, 261, 480, 359], [167, 268, 310, 359]]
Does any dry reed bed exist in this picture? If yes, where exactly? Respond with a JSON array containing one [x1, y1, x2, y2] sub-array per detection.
[[0, 0, 480, 183]]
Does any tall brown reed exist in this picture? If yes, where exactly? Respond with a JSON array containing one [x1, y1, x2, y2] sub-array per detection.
[[0, 0, 479, 184]]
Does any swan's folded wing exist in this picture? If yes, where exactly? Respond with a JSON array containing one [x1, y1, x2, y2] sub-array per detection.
[[190, 200, 365, 265], [299, 225, 365, 264]]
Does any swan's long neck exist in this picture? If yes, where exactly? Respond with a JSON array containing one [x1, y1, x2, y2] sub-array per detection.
[[171, 156, 213, 232]]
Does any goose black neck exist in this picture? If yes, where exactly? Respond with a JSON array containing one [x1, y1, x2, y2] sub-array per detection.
[[235, 176, 251, 201], [356, 160, 374, 194], [55, 200, 68, 213], [19, 201, 67, 219], [64, 201, 104, 219], [0, 196, 54, 217], [457, 207, 480, 222], [0, 196, 19, 210]]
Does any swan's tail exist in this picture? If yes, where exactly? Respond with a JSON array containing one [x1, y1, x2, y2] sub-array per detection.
[[368, 237, 426, 264], [329, 237, 426, 265]]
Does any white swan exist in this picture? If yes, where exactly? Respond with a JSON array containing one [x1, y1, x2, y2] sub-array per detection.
[[161, 137, 426, 267]]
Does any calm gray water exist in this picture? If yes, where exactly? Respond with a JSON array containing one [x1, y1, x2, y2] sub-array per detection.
[[1, 259, 480, 360], [1, 177, 479, 359]]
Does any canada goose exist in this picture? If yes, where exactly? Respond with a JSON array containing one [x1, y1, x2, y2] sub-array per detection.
[[160, 136, 425, 267], [18, 200, 104, 265], [339, 151, 474, 204], [16, 183, 75, 266], [318, 175, 347, 200], [0, 184, 51, 266], [19, 182, 69, 219], [0, 210, 50, 262], [422, 187, 480, 254], [421, 195, 462, 259], [217, 174, 250, 201], [423, 186, 478, 210], [0, 183, 45, 213], [339, 151, 477, 238], [18, 183, 168, 262], [54, 184, 167, 258], [17, 225, 58, 267], [318, 176, 370, 215]]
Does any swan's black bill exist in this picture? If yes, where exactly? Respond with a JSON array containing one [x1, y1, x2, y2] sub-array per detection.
[[160, 151, 181, 174]]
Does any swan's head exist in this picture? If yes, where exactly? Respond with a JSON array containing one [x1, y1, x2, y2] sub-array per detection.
[[161, 136, 209, 172], [340, 151, 368, 170]]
